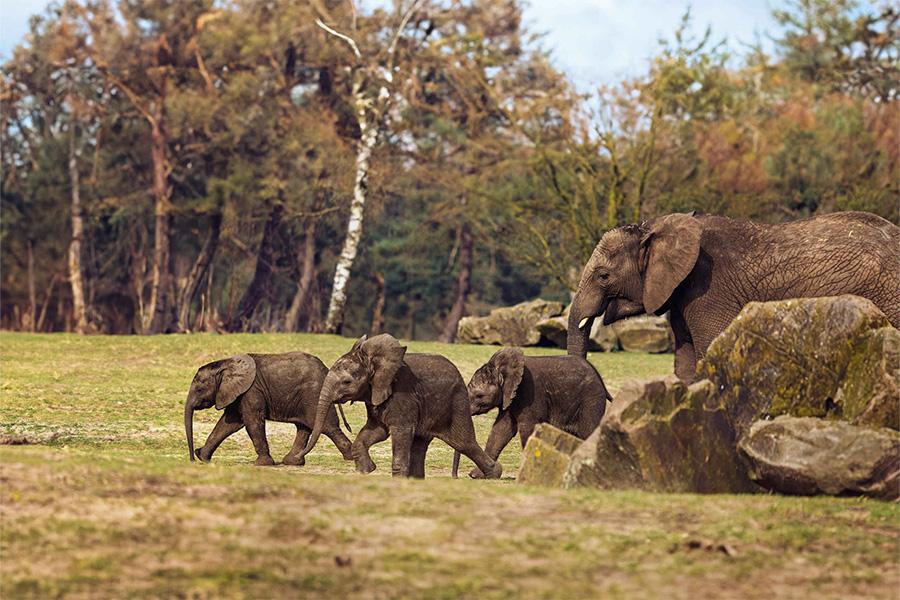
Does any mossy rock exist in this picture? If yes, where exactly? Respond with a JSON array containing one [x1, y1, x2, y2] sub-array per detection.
[[563, 376, 755, 493], [701, 295, 899, 435], [738, 416, 900, 500], [517, 424, 584, 487]]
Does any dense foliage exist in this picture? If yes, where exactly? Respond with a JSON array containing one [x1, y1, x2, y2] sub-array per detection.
[[2, 0, 897, 336]]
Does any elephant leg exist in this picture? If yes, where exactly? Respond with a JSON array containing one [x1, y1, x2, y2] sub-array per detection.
[[389, 426, 415, 478], [351, 418, 389, 474], [240, 396, 275, 466], [441, 418, 502, 480], [517, 419, 536, 449], [468, 413, 516, 479], [197, 405, 244, 462], [324, 425, 354, 461], [670, 309, 697, 382], [409, 436, 432, 479], [282, 424, 311, 466]]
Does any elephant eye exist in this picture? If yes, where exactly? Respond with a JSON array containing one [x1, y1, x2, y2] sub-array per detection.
[[341, 378, 353, 385], [596, 271, 609, 281]]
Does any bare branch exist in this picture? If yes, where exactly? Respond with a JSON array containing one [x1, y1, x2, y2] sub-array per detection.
[[315, 18, 361, 60], [387, 0, 423, 64]]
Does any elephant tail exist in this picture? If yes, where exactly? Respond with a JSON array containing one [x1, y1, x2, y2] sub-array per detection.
[[336, 403, 352, 433], [451, 450, 461, 479]]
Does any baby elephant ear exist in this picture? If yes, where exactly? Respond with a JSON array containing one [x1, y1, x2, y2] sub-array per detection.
[[493, 348, 525, 410], [215, 354, 256, 410], [362, 334, 407, 406]]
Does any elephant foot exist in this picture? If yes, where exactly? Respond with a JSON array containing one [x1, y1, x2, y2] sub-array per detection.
[[281, 454, 305, 467], [195, 448, 211, 463], [355, 459, 377, 474], [471, 462, 502, 480], [255, 455, 276, 467]]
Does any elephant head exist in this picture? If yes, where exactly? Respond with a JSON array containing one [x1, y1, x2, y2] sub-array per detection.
[[466, 348, 525, 415], [295, 334, 406, 461], [184, 354, 256, 461], [567, 213, 701, 357]]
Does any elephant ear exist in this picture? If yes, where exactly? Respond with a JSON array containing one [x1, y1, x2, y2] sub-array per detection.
[[640, 213, 702, 315], [215, 354, 256, 410], [362, 334, 407, 407], [492, 348, 525, 410]]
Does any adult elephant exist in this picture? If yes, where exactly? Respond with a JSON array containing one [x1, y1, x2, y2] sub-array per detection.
[[567, 211, 900, 381]]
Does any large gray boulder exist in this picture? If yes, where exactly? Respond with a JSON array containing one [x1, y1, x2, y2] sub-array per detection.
[[610, 315, 672, 353], [700, 295, 899, 436], [562, 376, 755, 493], [457, 299, 565, 346], [517, 424, 584, 487], [739, 416, 899, 501]]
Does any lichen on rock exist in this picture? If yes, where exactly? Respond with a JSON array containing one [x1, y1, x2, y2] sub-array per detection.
[[701, 295, 899, 435]]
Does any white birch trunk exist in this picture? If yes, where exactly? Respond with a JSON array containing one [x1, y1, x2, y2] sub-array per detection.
[[323, 92, 378, 333]]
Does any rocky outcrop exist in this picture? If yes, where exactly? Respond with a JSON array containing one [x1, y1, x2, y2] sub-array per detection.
[[610, 315, 672, 353], [457, 299, 565, 346], [701, 295, 899, 436], [562, 376, 755, 493], [738, 417, 899, 501], [516, 424, 584, 487]]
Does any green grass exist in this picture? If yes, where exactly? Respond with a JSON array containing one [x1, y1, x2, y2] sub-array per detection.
[[1, 332, 897, 599]]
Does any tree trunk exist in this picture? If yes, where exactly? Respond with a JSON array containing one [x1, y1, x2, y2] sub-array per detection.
[[225, 204, 284, 332], [324, 93, 378, 334], [177, 212, 222, 332], [68, 119, 91, 334], [438, 223, 473, 343], [36, 273, 59, 333], [284, 219, 317, 332], [144, 104, 175, 334], [25, 239, 36, 332], [370, 271, 385, 336]]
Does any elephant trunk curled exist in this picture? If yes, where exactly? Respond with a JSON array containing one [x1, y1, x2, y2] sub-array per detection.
[[296, 382, 335, 460]]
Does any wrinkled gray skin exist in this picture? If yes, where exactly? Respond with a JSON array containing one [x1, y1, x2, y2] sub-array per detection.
[[295, 334, 502, 479], [184, 352, 353, 466], [568, 211, 900, 382], [452, 348, 611, 478]]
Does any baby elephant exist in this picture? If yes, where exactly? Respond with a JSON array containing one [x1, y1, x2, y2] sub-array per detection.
[[294, 334, 502, 479], [453, 348, 611, 478], [184, 352, 353, 466]]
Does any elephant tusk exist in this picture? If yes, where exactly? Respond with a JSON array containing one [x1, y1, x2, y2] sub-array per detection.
[[578, 317, 590, 330]]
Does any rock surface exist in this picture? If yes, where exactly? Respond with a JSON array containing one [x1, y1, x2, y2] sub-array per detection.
[[610, 315, 672, 353], [457, 299, 565, 346], [701, 295, 899, 436], [517, 424, 584, 487], [739, 416, 899, 500], [563, 376, 755, 493]]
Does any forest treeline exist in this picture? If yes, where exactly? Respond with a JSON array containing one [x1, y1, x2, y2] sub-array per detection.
[[2, 0, 897, 338]]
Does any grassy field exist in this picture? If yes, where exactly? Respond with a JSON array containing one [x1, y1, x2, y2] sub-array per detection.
[[1, 332, 897, 599]]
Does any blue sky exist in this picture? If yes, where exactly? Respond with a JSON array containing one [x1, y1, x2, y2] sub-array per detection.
[[1, 0, 779, 90]]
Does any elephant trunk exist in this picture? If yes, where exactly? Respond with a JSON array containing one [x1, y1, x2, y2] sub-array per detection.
[[567, 299, 593, 358], [452, 450, 461, 478], [184, 400, 196, 461], [296, 383, 334, 460]]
